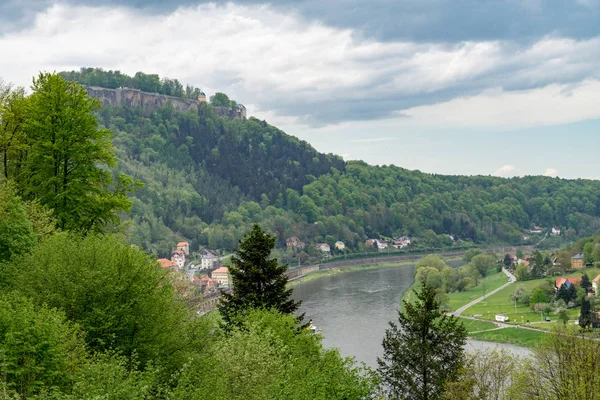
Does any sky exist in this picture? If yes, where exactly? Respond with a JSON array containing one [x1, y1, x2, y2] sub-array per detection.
[[1, 0, 599, 179]]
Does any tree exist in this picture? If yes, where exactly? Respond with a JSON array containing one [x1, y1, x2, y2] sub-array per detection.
[[20, 72, 138, 232], [530, 288, 549, 309], [11, 233, 190, 371], [579, 298, 592, 328], [219, 224, 302, 328], [463, 249, 482, 263], [0, 293, 86, 398], [416, 254, 446, 271], [0, 182, 35, 263], [503, 253, 512, 268], [515, 263, 529, 281], [171, 309, 378, 400], [470, 254, 496, 277], [378, 283, 467, 400], [209, 92, 233, 107], [557, 309, 569, 326], [581, 273, 591, 290], [509, 330, 600, 399]]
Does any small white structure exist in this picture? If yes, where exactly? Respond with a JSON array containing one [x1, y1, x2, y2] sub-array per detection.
[[551, 226, 561, 235], [315, 243, 331, 253], [495, 314, 509, 322]]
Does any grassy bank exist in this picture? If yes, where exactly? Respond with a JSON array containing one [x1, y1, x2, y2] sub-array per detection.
[[468, 327, 546, 348], [288, 261, 417, 287]]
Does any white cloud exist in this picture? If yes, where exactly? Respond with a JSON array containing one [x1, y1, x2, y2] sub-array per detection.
[[400, 80, 600, 129], [543, 168, 559, 177], [0, 3, 598, 128], [493, 165, 524, 177]]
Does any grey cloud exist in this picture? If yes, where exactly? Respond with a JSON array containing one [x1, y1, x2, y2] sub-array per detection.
[[3, 0, 600, 43]]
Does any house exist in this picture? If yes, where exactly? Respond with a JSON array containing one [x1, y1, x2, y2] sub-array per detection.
[[551, 226, 561, 236], [171, 249, 186, 269], [375, 240, 388, 250], [197, 91, 206, 103], [523, 234, 529, 241], [286, 236, 306, 250], [592, 274, 600, 294], [571, 254, 585, 269], [365, 239, 375, 246], [335, 241, 345, 251], [193, 275, 217, 292], [158, 258, 178, 272], [495, 315, 509, 322], [530, 226, 542, 234], [176, 241, 190, 255], [211, 267, 232, 287], [315, 243, 331, 253], [200, 250, 219, 270], [555, 277, 582, 291]]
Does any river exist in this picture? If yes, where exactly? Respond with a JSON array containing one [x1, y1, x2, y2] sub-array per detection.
[[292, 264, 531, 368]]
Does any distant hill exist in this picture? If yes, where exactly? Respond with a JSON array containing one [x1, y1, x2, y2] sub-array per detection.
[[69, 69, 600, 258]]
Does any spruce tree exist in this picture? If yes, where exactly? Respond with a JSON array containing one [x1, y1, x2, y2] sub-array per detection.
[[378, 283, 467, 400], [219, 224, 302, 328], [579, 298, 592, 328], [581, 273, 591, 290]]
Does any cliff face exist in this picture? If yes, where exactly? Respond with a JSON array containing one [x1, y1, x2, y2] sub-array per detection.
[[85, 86, 199, 115]]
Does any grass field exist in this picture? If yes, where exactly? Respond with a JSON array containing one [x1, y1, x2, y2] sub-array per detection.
[[463, 267, 600, 328], [458, 317, 497, 333], [446, 269, 508, 312], [469, 327, 547, 348]]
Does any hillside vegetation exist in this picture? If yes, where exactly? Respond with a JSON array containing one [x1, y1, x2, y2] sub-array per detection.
[[65, 69, 600, 257]]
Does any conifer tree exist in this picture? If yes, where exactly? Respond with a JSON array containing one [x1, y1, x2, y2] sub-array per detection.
[[378, 283, 467, 400], [219, 224, 302, 328]]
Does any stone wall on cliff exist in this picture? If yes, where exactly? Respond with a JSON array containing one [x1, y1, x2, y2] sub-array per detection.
[[85, 86, 199, 115]]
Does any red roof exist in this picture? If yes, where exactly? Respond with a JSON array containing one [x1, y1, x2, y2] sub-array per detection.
[[158, 258, 177, 268], [213, 267, 229, 273], [555, 277, 581, 287], [177, 241, 189, 246], [593, 274, 600, 283]]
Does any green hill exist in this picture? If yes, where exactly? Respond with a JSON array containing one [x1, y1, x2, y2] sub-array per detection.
[[65, 69, 600, 258]]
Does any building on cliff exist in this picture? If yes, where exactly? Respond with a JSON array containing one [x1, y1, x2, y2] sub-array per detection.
[[85, 86, 245, 121]]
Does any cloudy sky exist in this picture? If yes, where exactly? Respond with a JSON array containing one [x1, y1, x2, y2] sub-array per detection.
[[1, 0, 599, 178]]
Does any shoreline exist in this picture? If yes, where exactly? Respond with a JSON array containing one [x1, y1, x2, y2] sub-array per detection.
[[288, 260, 418, 288]]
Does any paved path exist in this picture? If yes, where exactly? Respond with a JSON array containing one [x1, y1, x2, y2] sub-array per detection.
[[453, 268, 516, 317]]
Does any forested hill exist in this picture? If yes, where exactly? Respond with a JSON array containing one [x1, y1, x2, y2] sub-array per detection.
[[76, 70, 600, 257]]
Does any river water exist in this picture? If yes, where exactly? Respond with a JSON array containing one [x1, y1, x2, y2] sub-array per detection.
[[292, 265, 531, 368]]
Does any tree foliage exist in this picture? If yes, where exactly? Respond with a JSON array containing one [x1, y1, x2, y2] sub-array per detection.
[[378, 283, 467, 399], [219, 224, 302, 328]]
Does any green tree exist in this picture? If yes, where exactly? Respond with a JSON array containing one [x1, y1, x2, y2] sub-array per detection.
[[470, 254, 496, 277], [378, 283, 467, 400], [11, 233, 190, 371], [557, 309, 569, 326], [463, 249, 482, 263], [21, 72, 137, 232], [530, 288, 549, 309], [515, 263, 529, 281], [0, 293, 86, 398], [0, 182, 36, 263], [503, 253, 512, 267], [581, 273, 591, 290], [416, 255, 446, 271], [171, 309, 377, 400], [219, 224, 302, 328], [209, 92, 233, 107], [579, 298, 592, 328]]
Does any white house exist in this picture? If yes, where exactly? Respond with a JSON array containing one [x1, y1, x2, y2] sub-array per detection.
[[200, 250, 219, 270], [530, 226, 542, 234], [315, 243, 331, 253], [551, 226, 561, 235], [171, 249, 185, 269], [593, 274, 600, 295]]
